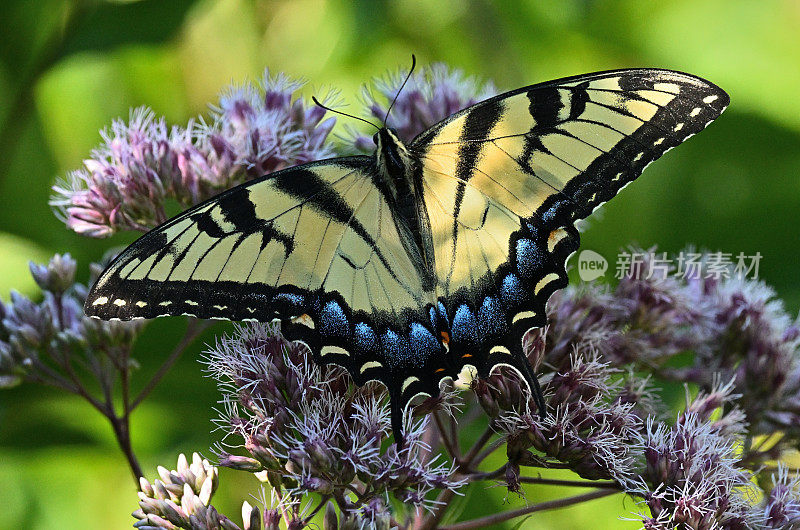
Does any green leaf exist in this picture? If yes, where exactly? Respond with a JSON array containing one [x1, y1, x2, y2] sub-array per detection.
[[0, 232, 50, 301]]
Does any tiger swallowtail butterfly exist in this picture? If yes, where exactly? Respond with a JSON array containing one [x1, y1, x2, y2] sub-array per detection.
[[85, 61, 729, 445]]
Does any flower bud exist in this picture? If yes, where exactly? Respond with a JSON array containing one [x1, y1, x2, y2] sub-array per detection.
[[29, 254, 77, 294], [323, 501, 338, 530], [263, 509, 281, 530], [473, 378, 500, 418], [219, 454, 263, 472], [242, 501, 261, 530]]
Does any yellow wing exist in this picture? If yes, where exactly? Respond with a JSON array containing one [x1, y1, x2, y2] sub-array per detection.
[[86, 157, 433, 323], [413, 69, 729, 307]]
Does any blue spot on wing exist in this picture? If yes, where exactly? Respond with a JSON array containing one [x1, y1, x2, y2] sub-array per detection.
[[478, 296, 507, 337], [516, 238, 544, 279], [274, 292, 305, 312], [452, 304, 479, 347], [410, 322, 439, 357], [319, 300, 349, 339], [353, 322, 378, 355], [276, 292, 304, 304], [438, 302, 449, 325], [500, 273, 525, 307], [382, 329, 412, 368]]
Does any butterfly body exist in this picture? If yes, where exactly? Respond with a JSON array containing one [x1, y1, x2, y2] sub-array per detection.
[[373, 127, 437, 290], [85, 68, 729, 444]]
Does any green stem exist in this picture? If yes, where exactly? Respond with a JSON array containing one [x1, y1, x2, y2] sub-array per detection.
[[434, 411, 460, 460], [131, 318, 209, 410], [438, 489, 619, 530]]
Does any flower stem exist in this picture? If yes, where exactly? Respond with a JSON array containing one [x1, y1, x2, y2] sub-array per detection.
[[437, 489, 619, 529], [518, 476, 620, 489], [131, 318, 209, 410], [417, 423, 496, 530], [434, 411, 460, 460], [109, 408, 144, 482]]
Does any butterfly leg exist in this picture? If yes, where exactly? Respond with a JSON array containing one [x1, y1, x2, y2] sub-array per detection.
[[509, 339, 548, 419], [389, 389, 406, 449]]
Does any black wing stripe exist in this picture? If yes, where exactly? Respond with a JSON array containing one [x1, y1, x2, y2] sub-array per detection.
[[450, 99, 504, 288], [121, 217, 195, 281], [421, 151, 535, 217], [491, 140, 588, 216], [274, 168, 405, 286]]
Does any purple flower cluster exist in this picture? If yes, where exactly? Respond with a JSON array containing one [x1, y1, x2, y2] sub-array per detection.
[[495, 351, 642, 482], [51, 72, 336, 237], [349, 62, 496, 150], [540, 251, 800, 465], [0, 253, 143, 388], [685, 272, 800, 442], [529, 250, 800, 527], [762, 466, 800, 528], [204, 323, 463, 522], [625, 380, 759, 529]]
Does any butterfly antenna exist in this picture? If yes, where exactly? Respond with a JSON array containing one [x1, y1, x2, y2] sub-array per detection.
[[383, 54, 417, 127], [311, 96, 381, 131]]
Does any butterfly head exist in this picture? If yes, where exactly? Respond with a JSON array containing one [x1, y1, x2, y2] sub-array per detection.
[[374, 127, 412, 179]]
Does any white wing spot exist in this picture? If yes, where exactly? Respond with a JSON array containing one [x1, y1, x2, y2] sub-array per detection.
[[633, 152, 644, 162], [654, 137, 664, 146], [360, 361, 383, 374], [213, 305, 228, 310], [703, 94, 719, 104], [490, 345, 512, 356], [401, 376, 420, 393], [247, 307, 256, 313], [92, 296, 109, 306], [612, 172, 623, 182], [674, 122, 684, 132], [690, 107, 702, 117], [113, 299, 126, 307], [321, 345, 350, 357], [135, 301, 148, 308], [512, 310, 537, 324], [185, 300, 199, 306], [159, 301, 173, 306]]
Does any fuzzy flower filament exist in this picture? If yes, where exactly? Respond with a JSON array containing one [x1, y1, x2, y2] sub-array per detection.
[[51, 71, 336, 237]]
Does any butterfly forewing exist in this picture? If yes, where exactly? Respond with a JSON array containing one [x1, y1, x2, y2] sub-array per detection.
[[87, 158, 430, 322]]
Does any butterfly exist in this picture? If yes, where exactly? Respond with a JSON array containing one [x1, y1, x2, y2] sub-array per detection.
[[84, 63, 728, 445]]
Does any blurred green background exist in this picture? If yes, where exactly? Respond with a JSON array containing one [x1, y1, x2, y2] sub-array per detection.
[[1, 1, 798, 528]]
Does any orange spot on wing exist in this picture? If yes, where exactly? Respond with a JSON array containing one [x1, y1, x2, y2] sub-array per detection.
[[462, 353, 473, 358], [440, 331, 450, 344]]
